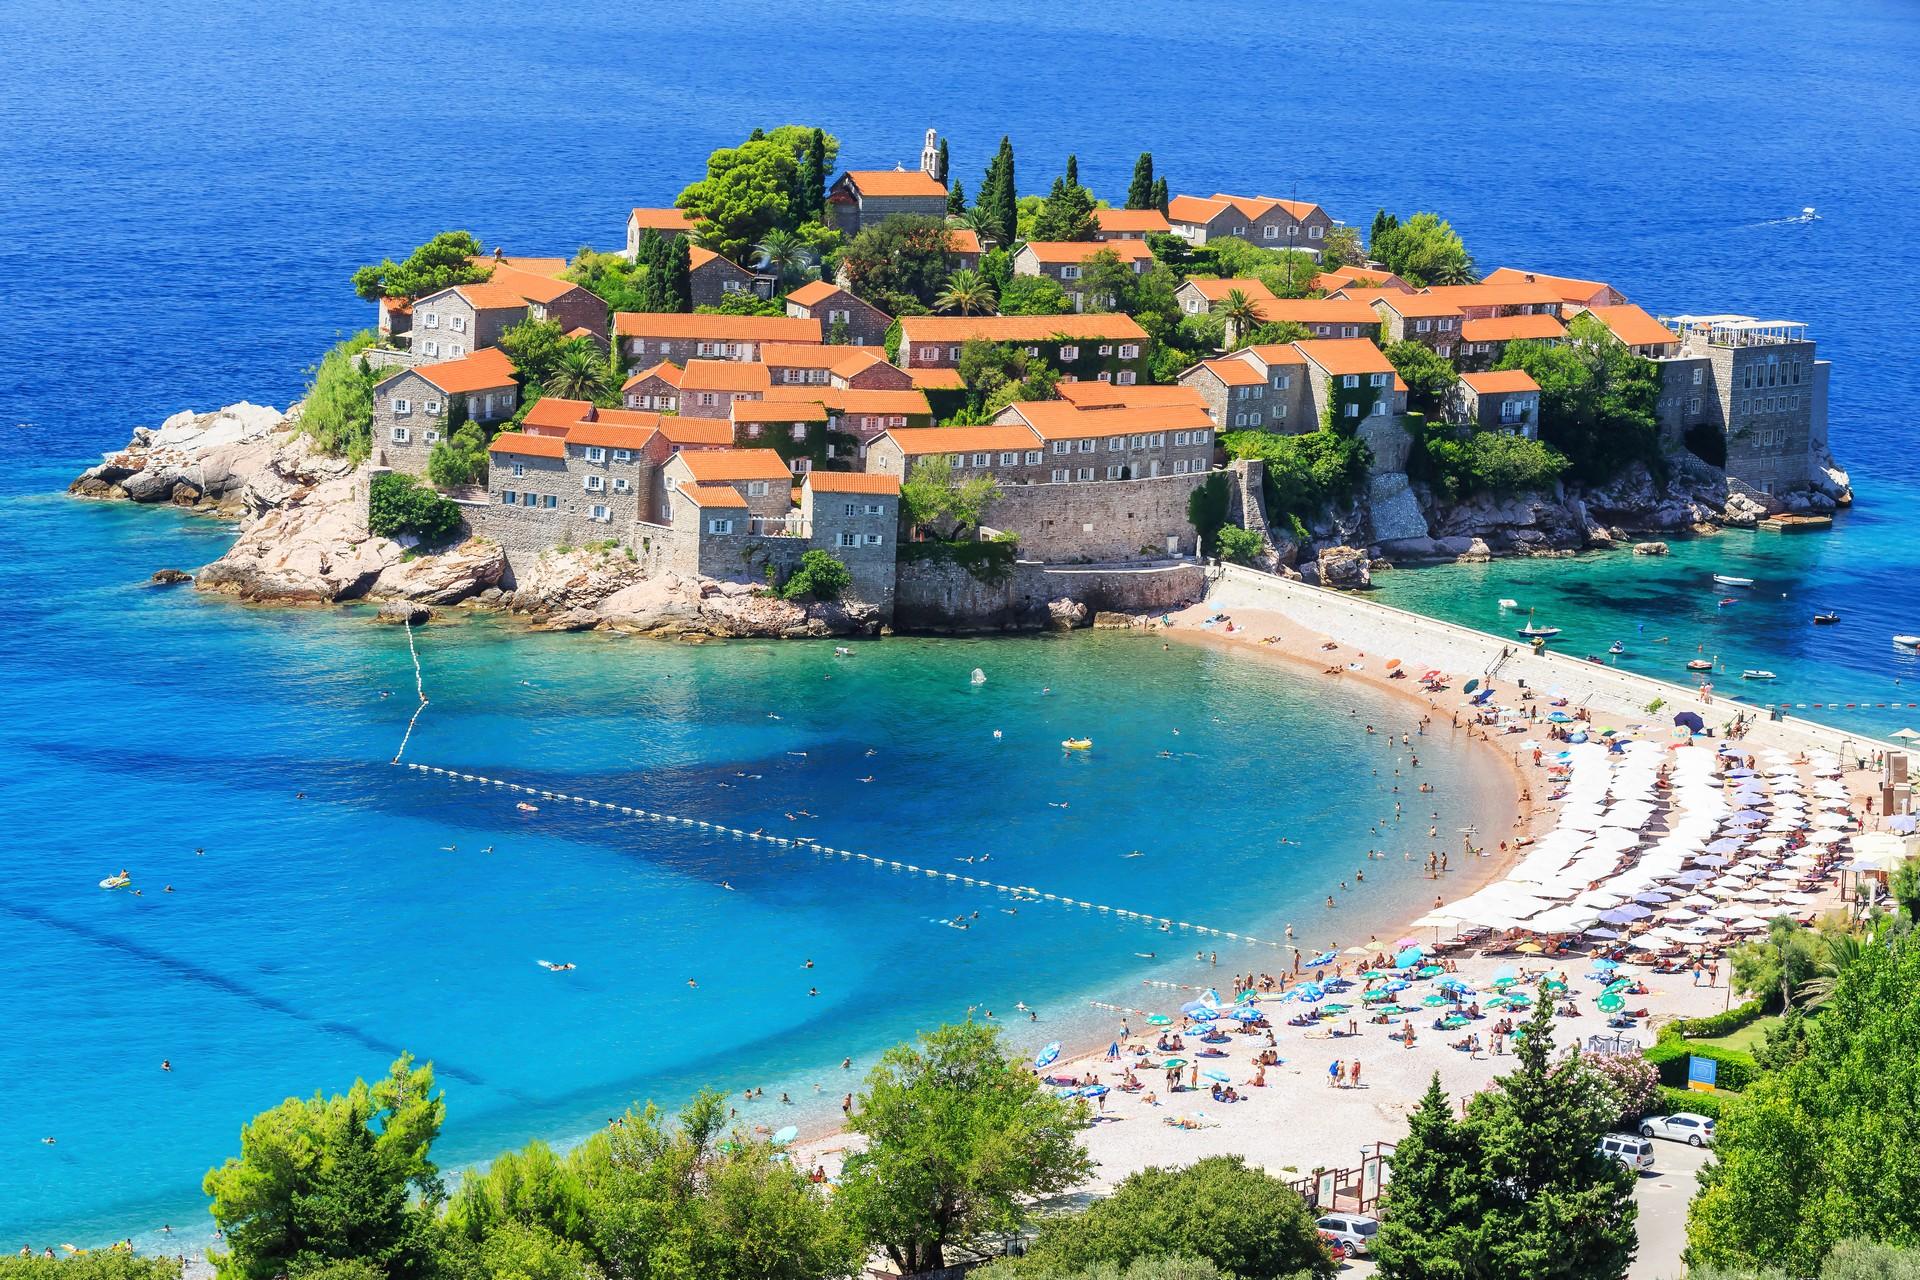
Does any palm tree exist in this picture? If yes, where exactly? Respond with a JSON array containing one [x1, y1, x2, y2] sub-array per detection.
[[947, 208, 1002, 250], [547, 343, 610, 402], [1217, 288, 1265, 350], [752, 230, 809, 291], [935, 268, 998, 316], [1432, 259, 1477, 287], [1795, 928, 1869, 1008]]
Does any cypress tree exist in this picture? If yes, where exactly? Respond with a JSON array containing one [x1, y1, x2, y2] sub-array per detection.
[[634, 229, 663, 311], [1150, 176, 1169, 214], [1370, 209, 1397, 249], [1372, 1075, 1487, 1279], [665, 236, 692, 312], [947, 179, 966, 217], [803, 127, 828, 222], [1126, 152, 1154, 210], [935, 137, 949, 185], [1064, 153, 1078, 187], [993, 137, 1017, 250]]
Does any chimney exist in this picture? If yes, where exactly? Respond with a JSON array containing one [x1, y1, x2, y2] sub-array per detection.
[[1523, 273, 1535, 283]]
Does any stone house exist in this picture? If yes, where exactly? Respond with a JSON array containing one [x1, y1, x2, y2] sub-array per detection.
[[1295, 339, 1397, 428], [784, 280, 891, 348], [894, 315, 1149, 384], [1457, 313, 1568, 370], [377, 297, 412, 343], [1450, 370, 1542, 437], [1413, 282, 1565, 324], [1055, 382, 1210, 411], [799, 471, 901, 607], [410, 269, 606, 363], [947, 228, 983, 272], [1179, 356, 1275, 432], [1481, 267, 1624, 309], [865, 424, 1049, 487], [625, 207, 698, 258], [730, 400, 833, 473], [1093, 208, 1172, 240], [826, 168, 949, 235], [1585, 304, 1682, 358], [661, 449, 796, 524], [372, 348, 519, 476], [762, 384, 932, 458], [678, 359, 772, 417], [499, 269, 609, 343], [1315, 266, 1410, 294], [1368, 292, 1465, 359], [689, 246, 771, 308], [760, 344, 915, 391], [1165, 193, 1333, 248], [1243, 297, 1381, 340], [485, 427, 652, 547], [1656, 316, 1826, 498], [1011, 239, 1155, 310], [614, 312, 820, 364], [621, 361, 682, 412], [993, 400, 1217, 480], [1175, 277, 1278, 316]]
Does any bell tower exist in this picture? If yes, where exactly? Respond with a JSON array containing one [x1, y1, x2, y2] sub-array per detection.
[[920, 128, 939, 179]]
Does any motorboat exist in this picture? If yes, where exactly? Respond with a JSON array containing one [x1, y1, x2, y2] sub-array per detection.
[[1687, 659, 1714, 672], [1742, 670, 1777, 681], [1896, 636, 1920, 649], [1608, 642, 1625, 655], [1717, 597, 1739, 608], [1713, 574, 1755, 588], [1813, 611, 1841, 625]]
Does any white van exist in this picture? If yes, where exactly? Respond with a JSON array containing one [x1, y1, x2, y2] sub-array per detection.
[[1598, 1132, 1656, 1172]]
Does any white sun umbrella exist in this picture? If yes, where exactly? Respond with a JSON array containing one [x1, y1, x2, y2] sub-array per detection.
[[1736, 887, 1775, 902], [1679, 894, 1719, 910], [1777, 892, 1818, 905], [1660, 907, 1703, 923], [1784, 853, 1820, 867], [1814, 812, 1851, 829], [1728, 917, 1771, 933]]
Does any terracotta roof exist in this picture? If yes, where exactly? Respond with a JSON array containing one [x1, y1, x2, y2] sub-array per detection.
[[1194, 357, 1266, 387], [489, 267, 585, 305], [1252, 297, 1382, 327], [1055, 383, 1209, 409], [906, 367, 967, 391], [566, 420, 660, 450], [1315, 267, 1408, 293], [1461, 370, 1541, 394], [688, 246, 751, 276], [520, 397, 596, 430], [489, 432, 565, 458], [408, 347, 518, 395], [765, 385, 931, 416], [1393, 373, 1408, 393], [898, 314, 1148, 343], [785, 280, 848, 307], [622, 361, 684, 390], [947, 228, 983, 255], [1168, 193, 1325, 225], [1460, 314, 1568, 342], [678, 481, 748, 509], [1482, 266, 1616, 305], [655, 418, 735, 447], [468, 255, 571, 279], [1166, 195, 1229, 225], [759, 344, 847, 369], [1240, 343, 1308, 367], [1005, 401, 1213, 439], [681, 359, 771, 392], [1094, 208, 1172, 234], [379, 297, 412, 317], [675, 449, 793, 482], [629, 207, 698, 232], [1587, 304, 1676, 348], [1020, 239, 1155, 265], [592, 408, 668, 426], [805, 471, 901, 495], [447, 280, 537, 311], [614, 313, 821, 341], [880, 425, 1041, 455], [841, 169, 947, 198], [1417, 283, 1566, 311], [1295, 339, 1394, 377], [1369, 292, 1464, 319], [1181, 277, 1279, 304], [734, 400, 829, 423]]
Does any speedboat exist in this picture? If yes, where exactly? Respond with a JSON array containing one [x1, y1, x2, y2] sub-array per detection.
[[1896, 636, 1920, 649], [1687, 659, 1714, 672], [1713, 574, 1754, 588], [1742, 670, 1777, 681], [1716, 597, 1738, 608], [1608, 642, 1625, 655], [1813, 611, 1840, 625]]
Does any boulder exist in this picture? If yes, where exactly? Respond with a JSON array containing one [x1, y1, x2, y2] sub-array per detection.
[[1722, 491, 1768, 528], [149, 568, 193, 586], [1046, 598, 1089, 631], [369, 538, 507, 605], [374, 601, 432, 626], [1455, 537, 1493, 564], [1316, 545, 1372, 589], [196, 445, 400, 604], [69, 401, 290, 510], [1634, 541, 1670, 556], [1091, 611, 1135, 629]]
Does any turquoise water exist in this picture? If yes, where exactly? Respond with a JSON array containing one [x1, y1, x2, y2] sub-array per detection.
[[6, 0, 1919, 1248]]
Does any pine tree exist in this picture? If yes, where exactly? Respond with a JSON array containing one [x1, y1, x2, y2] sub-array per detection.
[[748, 127, 765, 141], [947, 179, 966, 217], [1150, 177, 1169, 214], [665, 236, 692, 312], [935, 137, 949, 185], [1064, 154, 1078, 187], [1373, 1075, 1486, 1280], [1126, 152, 1154, 210], [803, 127, 828, 222]]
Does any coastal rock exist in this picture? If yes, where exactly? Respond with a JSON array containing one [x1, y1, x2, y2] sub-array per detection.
[[1378, 536, 1442, 560], [1091, 610, 1134, 629], [505, 548, 879, 638], [1633, 541, 1670, 556], [1456, 537, 1493, 564], [1316, 545, 1372, 589], [69, 401, 290, 511], [369, 538, 506, 605], [149, 568, 193, 586], [197, 455, 400, 604], [1722, 491, 1767, 528], [375, 601, 432, 626], [1046, 598, 1089, 630]]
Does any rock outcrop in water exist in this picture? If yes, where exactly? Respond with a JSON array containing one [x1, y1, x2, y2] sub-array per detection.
[[68, 402, 289, 512]]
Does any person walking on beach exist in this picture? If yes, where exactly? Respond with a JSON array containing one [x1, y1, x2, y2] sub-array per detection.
[[1348, 1060, 1362, 1089], [1329, 1059, 1343, 1088]]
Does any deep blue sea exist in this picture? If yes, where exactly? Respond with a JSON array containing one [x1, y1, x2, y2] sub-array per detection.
[[3, 0, 1917, 1248]]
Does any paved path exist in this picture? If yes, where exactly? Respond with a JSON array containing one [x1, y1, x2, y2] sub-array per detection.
[[1630, 1139, 1714, 1280]]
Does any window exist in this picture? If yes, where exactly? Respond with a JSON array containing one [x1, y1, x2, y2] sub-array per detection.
[[1025, 346, 1041, 358], [1234, 413, 1247, 427], [612, 448, 632, 462], [1107, 437, 1124, 451], [450, 315, 466, 333], [1344, 403, 1360, 418], [1105, 465, 1125, 479], [1052, 440, 1071, 455], [864, 533, 884, 546], [1369, 373, 1389, 388], [613, 477, 630, 493], [423, 399, 441, 414], [744, 424, 762, 438], [1249, 412, 1262, 426], [1097, 371, 1112, 382], [1272, 373, 1291, 389], [1194, 429, 1209, 444], [1372, 400, 1387, 415], [422, 341, 439, 357], [1052, 468, 1069, 482], [790, 424, 807, 441], [1077, 439, 1095, 453], [1341, 374, 1359, 389], [1059, 345, 1079, 361], [1415, 319, 1432, 333], [543, 495, 557, 508], [424, 313, 439, 329], [1075, 467, 1093, 481], [511, 462, 525, 477], [948, 346, 962, 360], [1438, 317, 1454, 330], [1692, 367, 1705, 386], [448, 344, 462, 357], [722, 279, 742, 292], [1098, 344, 1113, 356], [745, 480, 768, 497], [584, 474, 604, 492], [1173, 459, 1188, 474], [586, 446, 606, 462], [1024, 450, 1042, 464], [1235, 386, 1250, 401], [1436, 344, 1451, 358], [1060, 266, 1081, 280], [1117, 371, 1137, 385], [1263, 225, 1278, 240], [998, 451, 1018, 466], [590, 504, 610, 522], [1119, 344, 1139, 359], [1688, 396, 1702, 414], [707, 518, 733, 534], [1309, 224, 1324, 240], [1186, 298, 1201, 313], [698, 392, 717, 407], [392, 397, 412, 415], [390, 426, 410, 443], [839, 531, 859, 548]]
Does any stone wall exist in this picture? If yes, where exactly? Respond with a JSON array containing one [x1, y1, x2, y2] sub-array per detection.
[[981, 471, 1210, 562], [894, 559, 1205, 632]]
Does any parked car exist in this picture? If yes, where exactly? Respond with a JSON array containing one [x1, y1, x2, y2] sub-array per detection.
[[1640, 1112, 1716, 1146], [1598, 1132, 1657, 1171], [1316, 1232, 1352, 1263], [1316, 1214, 1380, 1256]]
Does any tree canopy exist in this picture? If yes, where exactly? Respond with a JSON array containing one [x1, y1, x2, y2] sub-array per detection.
[[837, 214, 954, 315], [998, 274, 1074, 317], [1384, 340, 1459, 415], [1125, 153, 1155, 211], [352, 231, 488, 302], [955, 340, 1060, 416], [900, 454, 1001, 541], [675, 125, 840, 261], [1495, 312, 1660, 482], [974, 137, 1018, 245], [836, 1021, 1092, 1273], [1369, 212, 1474, 287], [298, 331, 381, 461], [1031, 176, 1098, 242]]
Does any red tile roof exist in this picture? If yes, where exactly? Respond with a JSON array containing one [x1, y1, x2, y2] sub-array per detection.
[[1005, 401, 1213, 439], [1586, 304, 1676, 348], [1417, 283, 1566, 311], [520, 397, 596, 430], [1094, 208, 1172, 234], [947, 228, 983, 255], [1460, 314, 1568, 342], [614, 313, 822, 341], [1295, 339, 1394, 377], [688, 246, 751, 276], [629, 207, 698, 232], [1194, 358, 1266, 387], [785, 280, 848, 307], [906, 367, 967, 391], [1240, 343, 1308, 367], [678, 481, 747, 509], [1252, 297, 1382, 327], [880, 425, 1041, 455], [764, 385, 931, 416], [566, 420, 660, 450], [622, 361, 684, 391], [1369, 292, 1465, 319], [1461, 370, 1541, 394], [655, 418, 735, 447], [1315, 267, 1408, 293], [1481, 266, 1616, 305], [468, 254, 571, 278], [410, 347, 518, 394], [1168, 193, 1325, 225], [1055, 383, 1209, 409], [1181, 277, 1279, 303], [1020, 239, 1155, 265], [489, 432, 565, 458], [733, 400, 829, 423], [675, 449, 793, 482], [448, 280, 538, 311], [898, 314, 1147, 344], [805, 471, 901, 495], [842, 169, 947, 198]]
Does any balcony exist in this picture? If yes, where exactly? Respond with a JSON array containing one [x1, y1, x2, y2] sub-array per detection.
[[748, 515, 809, 538], [1661, 314, 1809, 348]]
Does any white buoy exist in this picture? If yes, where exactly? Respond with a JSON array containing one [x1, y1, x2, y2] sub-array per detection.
[[970, 668, 986, 685]]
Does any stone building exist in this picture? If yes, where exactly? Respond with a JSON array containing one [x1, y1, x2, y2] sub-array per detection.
[[1177, 345, 1309, 433], [371, 348, 519, 475], [409, 269, 607, 363], [865, 424, 1049, 486], [624, 207, 698, 257], [661, 449, 796, 524], [689, 247, 770, 308], [993, 400, 1217, 480], [1092, 208, 1172, 240], [784, 280, 891, 348], [484, 426, 652, 552], [1457, 313, 1568, 371], [1481, 267, 1624, 308], [1296, 339, 1397, 428], [1165, 193, 1333, 248], [762, 384, 932, 458], [825, 168, 949, 235], [678, 360, 772, 417], [1367, 292, 1464, 358], [1450, 370, 1542, 437], [1655, 315, 1827, 498], [1010, 239, 1154, 310], [1174, 277, 1277, 317], [800, 471, 902, 609], [614, 312, 820, 365], [760, 344, 915, 391], [621, 361, 682, 412], [894, 314, 1149, 383]]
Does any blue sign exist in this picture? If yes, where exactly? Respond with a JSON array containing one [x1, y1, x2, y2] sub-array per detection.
[[1688, 1055, 1719, 1091]]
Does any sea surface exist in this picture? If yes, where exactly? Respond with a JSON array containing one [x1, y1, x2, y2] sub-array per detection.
[[3, 0, 1917, 1247]]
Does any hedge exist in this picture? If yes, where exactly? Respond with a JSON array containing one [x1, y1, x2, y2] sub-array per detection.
[[1657, 1084, 1732, 1122], [1669, 998, 1767, 1039], [1645, 1035, 1759, 1093]]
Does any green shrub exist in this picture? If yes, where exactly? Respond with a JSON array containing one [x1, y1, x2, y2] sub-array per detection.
[[899, 536, 1018, 585], [1672, 999, 1768, 1040], [427, 423, 489, 489], [1185, 470, 1228, 553], [780, 549, 852, 601], [1406, 415, 1567, 501], [299, 332, 381, 461], [1657, 1084, 1730, 1123], [0, 1256, 184, 1280], [1645, 1034, 1759, 1092], [1214, 525, 1264, 565], [1219, 429, 1368, 524], [369, 471, 462, 543]]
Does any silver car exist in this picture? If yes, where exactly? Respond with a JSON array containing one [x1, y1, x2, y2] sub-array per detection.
[[1316, 1214, 1380, 1256], [1640, 1112, 1716, 1147]]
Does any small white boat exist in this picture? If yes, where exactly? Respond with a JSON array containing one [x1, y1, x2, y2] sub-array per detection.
[[1498, 598, 1520, 610], [1896, 636, 1920, 649], [1742, 670, 1777, 681], [1713, 574, 1755, 588], [1608, 642, 1625, 655], [970, 667, 987, 684], [1687, 658, 1714, 672], [1518, 625, 1561, 638]]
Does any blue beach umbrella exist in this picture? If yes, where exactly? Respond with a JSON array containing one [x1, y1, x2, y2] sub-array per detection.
[[1202, 1069, 1230, 1083], [1034, 1042, 1061, 1069], [1594, 958, 1619, 970], [1227, 1007, 1262, 1021], [772, 1125, 798, 1146], [1180, 1002, 1219, 1020], [1079, 1084, 1109, 1098], [1395, 946, 1424, 968]]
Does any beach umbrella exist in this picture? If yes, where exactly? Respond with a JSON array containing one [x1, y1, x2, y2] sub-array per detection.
[[1597, 993, 1626, 1013], [1706, 838, 1743, 854], [1201, 1069, 1230, 1083], [1605, 977, 1631, 994], [1893, 728, 1920, 741], [1594, 958, 1620, 969], [1162, 1058, 1186, 1069], [1226, 1007, 1262, 1021], [1464, 678, 1480, 694], [1034, 1043, 1061, 1069], [1516, 942, 1544, 954], [1890, 815, 1918, 834], [1674, 711, 1706, 733], [1585, 927, 1622, 940], [1079, 1084, 1109, 1097], [1384, 979, 1410, 993], [1180, 1001, 1218, 1019], [1395, 946, 1424, 968], [1422, 994, 1447, 1007], [772, 1125, 799, 1146], [1146, 1013, 1172, 1025], [1387, 658, 1402, 669]]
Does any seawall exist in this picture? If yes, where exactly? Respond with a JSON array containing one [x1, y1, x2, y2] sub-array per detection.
[[895, 560, 1205, 633]]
